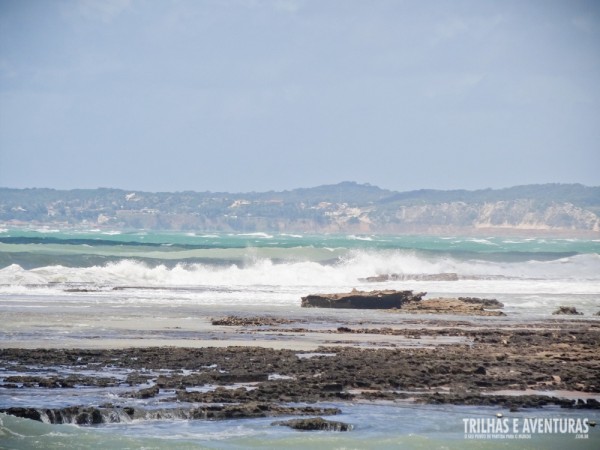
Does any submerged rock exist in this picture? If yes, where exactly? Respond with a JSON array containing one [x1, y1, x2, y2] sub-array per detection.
[[0, 404, 342, 425], [129, 385, 159, 399], [301, 289, 424, 309], [360, 273, 459, 282], [0, 407, 42, 422], [458, 297, 504, 309], [272, 417, 353, 431], [0, 406, 134, 424], [552, 306, 583, 315]]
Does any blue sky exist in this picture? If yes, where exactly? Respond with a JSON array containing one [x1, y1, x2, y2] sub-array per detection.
[[0, 0, 599, 192]]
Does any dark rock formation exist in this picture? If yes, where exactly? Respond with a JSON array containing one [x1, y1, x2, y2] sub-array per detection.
[[0, 404, 342, 425], [458, 297, 504, 308], [473, 366, 487, 375], [0, 406, 133, 425], [0, 407, 43, 422], [552, 306, 583, 315], [3, 374, 119, 388], [126, 385, 159, 399], [3, 327, 599, 428], [301, 289, 424, 309], [272, 417, 353, 431], [212, 316, 294, 326]]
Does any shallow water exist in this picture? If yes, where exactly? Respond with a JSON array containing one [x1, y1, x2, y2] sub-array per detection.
[[1, 405, 598, 449]]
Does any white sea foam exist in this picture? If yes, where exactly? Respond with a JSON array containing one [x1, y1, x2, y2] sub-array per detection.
[[1, 251, 599, 293], [35, 228, 60, 233], [467, 238, 498, 245], [236, 232, 274, 238], [0, 264, 49, 285], [1, 232, 598, 313], [347, 235, 374, 241]]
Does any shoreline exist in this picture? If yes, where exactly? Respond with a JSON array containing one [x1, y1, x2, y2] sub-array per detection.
[[2, 311, 599, 428]]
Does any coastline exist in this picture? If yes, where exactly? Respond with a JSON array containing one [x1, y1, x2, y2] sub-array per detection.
[[3, 309, 599, 413], [2, 303, 600, 448], [1, 230, 599, 447]]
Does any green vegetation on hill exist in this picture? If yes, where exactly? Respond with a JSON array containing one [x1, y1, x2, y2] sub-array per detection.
[[1, 182, 598, 234], [380, 184, 600, 207]]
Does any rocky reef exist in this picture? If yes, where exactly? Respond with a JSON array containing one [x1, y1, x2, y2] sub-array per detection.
[[2, 325, 600, 429], [0, 404, 342, 425], [272, 417, 353, 431], [300, 290, 504, 315], [301, 289, 424, 309], [553, 306, 584, 315]]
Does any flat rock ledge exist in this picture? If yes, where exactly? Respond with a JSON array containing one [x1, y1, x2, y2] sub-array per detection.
[[0, 404, 342, 425], [211, 316, 294, 326], [300, 290, 504, 314], [301, 289, 424, 309], [272, 417, 353, 431], [402, 297, 506, 316]]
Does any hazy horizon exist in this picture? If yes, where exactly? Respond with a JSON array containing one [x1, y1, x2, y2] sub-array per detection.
[[2, 179, 598, 196], [1, 0, 599, 192]]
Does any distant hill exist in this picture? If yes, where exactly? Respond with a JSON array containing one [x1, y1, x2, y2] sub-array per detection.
[[381, 184, 600, 207], [1, 182, 599, 236]]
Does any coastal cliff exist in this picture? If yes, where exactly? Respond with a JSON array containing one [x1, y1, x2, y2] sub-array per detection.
[[1, 182, 598, 236]]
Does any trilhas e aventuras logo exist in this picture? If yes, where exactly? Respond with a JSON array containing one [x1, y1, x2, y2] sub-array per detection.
[[463, 416, 593, 440]]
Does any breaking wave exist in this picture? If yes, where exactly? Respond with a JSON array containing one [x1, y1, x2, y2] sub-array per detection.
[[1, 251, 598, 291]]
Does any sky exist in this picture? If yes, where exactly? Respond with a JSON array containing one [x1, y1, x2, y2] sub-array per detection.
[[0, 0, 599, 193]]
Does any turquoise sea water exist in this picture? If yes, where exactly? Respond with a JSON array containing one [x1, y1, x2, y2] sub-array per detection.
[[0, 405, 600, 450], [2, 229, 599, 269], [1, 228, 599, 448], [1, 406, 599, 450], [1, 229, 599, 315]]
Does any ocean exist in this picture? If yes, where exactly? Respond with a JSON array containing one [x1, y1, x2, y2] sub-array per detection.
[[0, 228, 599, 449], [1, 229, 599, 316]]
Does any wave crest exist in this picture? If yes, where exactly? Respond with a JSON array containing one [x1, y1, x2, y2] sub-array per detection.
[[1, 251, 599, 290]]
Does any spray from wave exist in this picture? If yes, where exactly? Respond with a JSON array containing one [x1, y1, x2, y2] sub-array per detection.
[[1, 250, 598, 290]]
